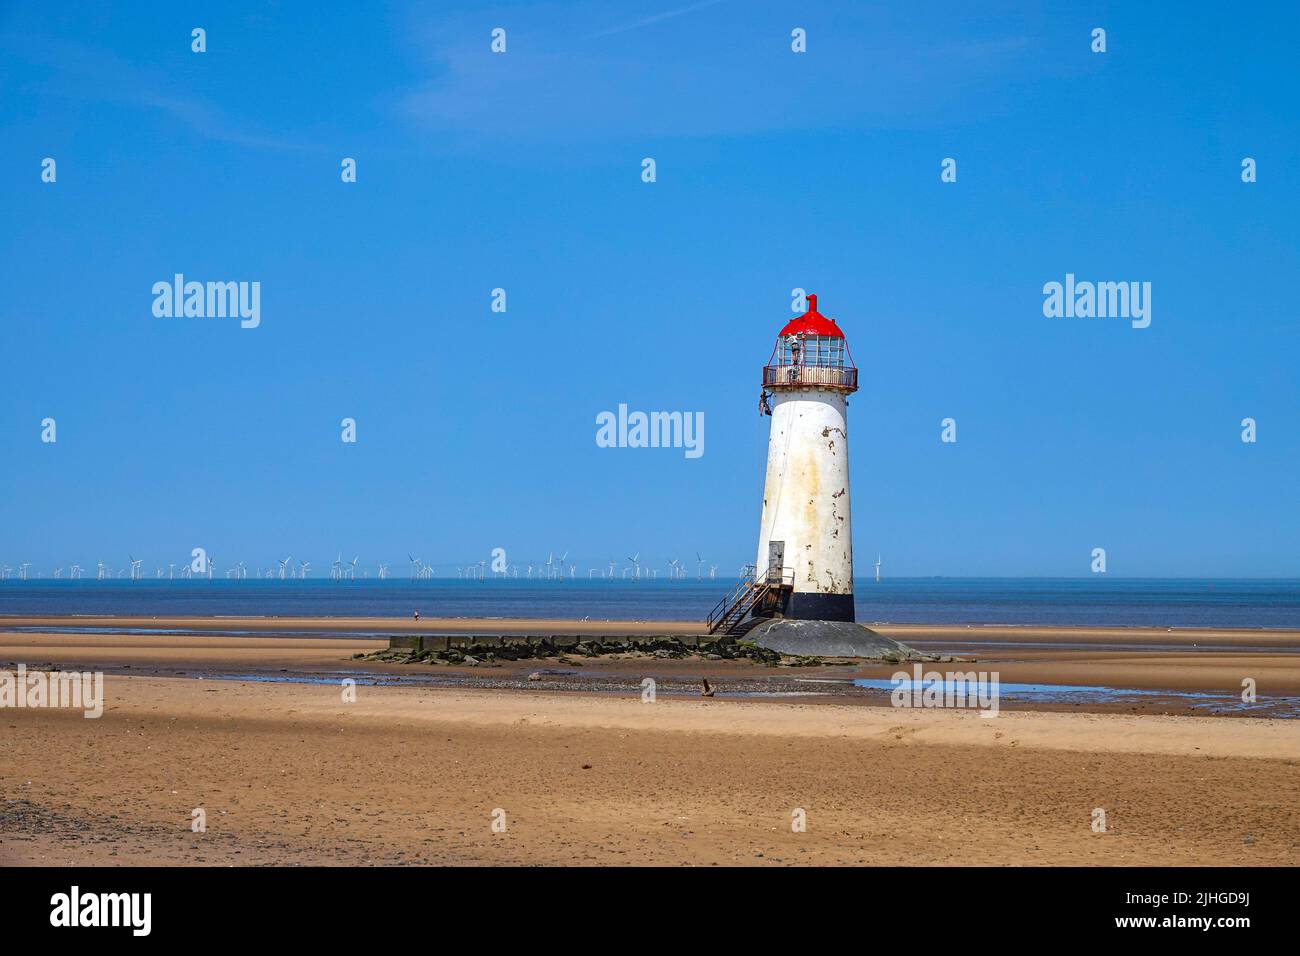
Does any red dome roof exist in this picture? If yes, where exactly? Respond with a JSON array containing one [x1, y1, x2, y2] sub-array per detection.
[[778, 294, 845, 338]]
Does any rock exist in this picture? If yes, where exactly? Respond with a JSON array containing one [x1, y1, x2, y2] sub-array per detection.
[[527, 672, 544, 681], [738, 642, 782, 665], [748, 619, 927, 660], [462, 655, 481, 666]]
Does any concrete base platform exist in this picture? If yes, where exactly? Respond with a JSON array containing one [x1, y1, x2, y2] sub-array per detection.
[[748, 618, 928, 660]]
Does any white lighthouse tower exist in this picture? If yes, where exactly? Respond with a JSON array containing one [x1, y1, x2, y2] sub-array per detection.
[[754, 293, 858, 622]]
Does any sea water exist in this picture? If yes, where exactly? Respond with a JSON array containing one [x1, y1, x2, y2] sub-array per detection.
[[1, 577, 1298, 628]]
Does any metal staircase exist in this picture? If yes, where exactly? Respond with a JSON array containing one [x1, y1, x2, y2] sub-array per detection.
[[706, 564, 793, 635]]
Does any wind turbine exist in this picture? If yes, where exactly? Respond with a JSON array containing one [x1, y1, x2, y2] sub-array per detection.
[[18, 562, 31, 581], [128, 556, 143, 581], [627, 553, 641, 581], [408, 554, 421, 580], [875, 554, 881, 584], [668, 557, 681, 581], [377, 563, 388, 580], [278, 556, 292, 580], [70, 565, 83, 579], [54, 567, 63, 579], [607, 558, 616, 580], [347, 556, 359, 580]]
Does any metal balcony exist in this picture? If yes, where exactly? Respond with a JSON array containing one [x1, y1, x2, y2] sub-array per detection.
[[762, 364, 859, 390]]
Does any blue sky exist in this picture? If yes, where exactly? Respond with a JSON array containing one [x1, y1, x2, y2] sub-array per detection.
[[1, 1, 1297, 578]]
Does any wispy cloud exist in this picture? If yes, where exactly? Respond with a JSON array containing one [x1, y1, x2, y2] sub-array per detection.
[[391, 4, 1046, 146], [588, 0, 728, 40], [2, 33, 315, 151]]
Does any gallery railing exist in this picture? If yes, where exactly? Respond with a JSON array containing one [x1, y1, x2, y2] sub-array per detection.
[[762, 365, 858, 390]]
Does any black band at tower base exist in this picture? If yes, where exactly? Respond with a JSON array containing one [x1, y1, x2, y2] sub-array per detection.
[[787, 591, 855, 622]]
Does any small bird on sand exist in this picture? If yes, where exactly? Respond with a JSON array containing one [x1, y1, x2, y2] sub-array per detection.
[[701, 678, 715, 698]]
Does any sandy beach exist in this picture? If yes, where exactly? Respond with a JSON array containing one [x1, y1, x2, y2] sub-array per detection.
[[2, 618, 1298, 866]]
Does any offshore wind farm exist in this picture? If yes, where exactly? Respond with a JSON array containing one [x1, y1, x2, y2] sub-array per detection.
[[2, 552, 728, 586], [2, 554, 723, 582]]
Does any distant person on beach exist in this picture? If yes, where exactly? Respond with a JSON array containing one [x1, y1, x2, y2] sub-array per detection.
[[413, 609, 420, 621]]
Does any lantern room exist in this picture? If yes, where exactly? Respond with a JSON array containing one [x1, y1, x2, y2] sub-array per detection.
[[762, 294, 858, 392]]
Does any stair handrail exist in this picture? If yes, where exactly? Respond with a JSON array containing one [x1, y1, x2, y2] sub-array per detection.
[[764, 566, 795, 587], [706, 565, 757, 632]]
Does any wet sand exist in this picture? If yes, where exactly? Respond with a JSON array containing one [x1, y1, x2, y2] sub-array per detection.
[[2, 619, 1298, 866], [882, 623, 1300, 650], [4, 622, 1299, 705], [6, 615, 1299, 652]]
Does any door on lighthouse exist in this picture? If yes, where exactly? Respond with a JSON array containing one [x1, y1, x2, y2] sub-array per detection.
[[767, 541, 785, 582]]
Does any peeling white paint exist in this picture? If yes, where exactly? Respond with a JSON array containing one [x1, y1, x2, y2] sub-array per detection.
[[756, 388, 853, 597]]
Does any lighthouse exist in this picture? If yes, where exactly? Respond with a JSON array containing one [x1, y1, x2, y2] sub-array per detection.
[[706, 293, 917, 658], [754, 293, 858, 622]]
